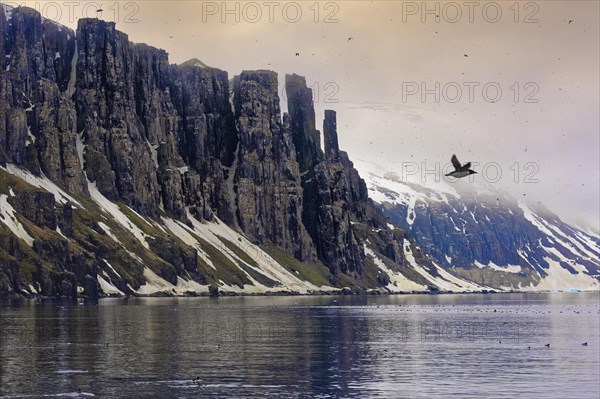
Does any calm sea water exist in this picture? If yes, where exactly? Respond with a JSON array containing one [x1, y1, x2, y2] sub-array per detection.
[[0, 293, 599, 398]]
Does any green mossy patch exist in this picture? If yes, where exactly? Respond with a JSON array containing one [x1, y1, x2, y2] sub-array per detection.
[[185, 230, 252, 288], [216, 235, 258, 267], [117, 203, 165, 238], [263, 243, 333, 288]]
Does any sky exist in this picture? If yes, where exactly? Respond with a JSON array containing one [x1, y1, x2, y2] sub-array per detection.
[[9, 0, 600, 230]]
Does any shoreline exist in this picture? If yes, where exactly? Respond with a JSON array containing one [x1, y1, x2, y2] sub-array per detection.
[[2, 288, 598, 302]]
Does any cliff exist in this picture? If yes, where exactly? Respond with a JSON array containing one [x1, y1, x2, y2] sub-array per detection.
[[0, 5, 597, 298]]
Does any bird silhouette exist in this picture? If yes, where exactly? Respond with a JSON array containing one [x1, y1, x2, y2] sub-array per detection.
[[445, 155, 477, 178]]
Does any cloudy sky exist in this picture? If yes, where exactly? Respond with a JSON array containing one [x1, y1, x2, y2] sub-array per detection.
[[14, 0, 600, 229]]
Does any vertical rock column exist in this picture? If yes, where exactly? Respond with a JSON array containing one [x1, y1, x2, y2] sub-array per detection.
[[0, 7, 85, 193], [285, 74, 323, 251], [323, 110, 340, 160], [76, 18, 160, 214], [168, 62, 237, 223], [233, 70, 316, 262], [313, 110, 364, 275]]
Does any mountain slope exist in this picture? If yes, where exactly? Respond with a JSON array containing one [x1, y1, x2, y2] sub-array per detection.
[[355, 159, 600, 292]]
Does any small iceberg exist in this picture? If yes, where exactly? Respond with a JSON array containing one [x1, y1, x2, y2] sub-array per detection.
[[564, 288, 582, 293]]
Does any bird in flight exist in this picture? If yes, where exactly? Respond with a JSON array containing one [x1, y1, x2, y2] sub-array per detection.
[[445, 154, 477, 178], [348, 37, 354, 42]]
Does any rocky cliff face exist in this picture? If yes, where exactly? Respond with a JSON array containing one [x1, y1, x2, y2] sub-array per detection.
[[0, 6, 424, 298], [75, 18, 238, 220], [311, 110, 365, 275], [233, 71, 315, 262], [0, 7, 84, 192], [1, 5, 597, 298]]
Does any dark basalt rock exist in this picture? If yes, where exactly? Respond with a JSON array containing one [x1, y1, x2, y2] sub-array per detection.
[[148, 236, 206, 285], [59, 201, 74, 237], [30, 79, 87, 194], [83, 273, 99, 299], [233, 71, 316, 262], [8, 190, 57, 230], [75, 18, 161, 214]]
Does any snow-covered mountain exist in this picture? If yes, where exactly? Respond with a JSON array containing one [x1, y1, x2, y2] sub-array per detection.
[[354, 159, 600, 292]]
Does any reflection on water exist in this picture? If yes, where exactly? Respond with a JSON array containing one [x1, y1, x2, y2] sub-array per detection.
[[1, 293, 599, 398]]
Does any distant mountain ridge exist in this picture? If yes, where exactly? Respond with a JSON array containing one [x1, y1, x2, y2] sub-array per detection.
[[0, 4, 597, 298], [354, 159, 599, 291]]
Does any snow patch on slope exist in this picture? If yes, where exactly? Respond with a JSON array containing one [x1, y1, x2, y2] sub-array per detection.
[[135, 267, 210, 295], [162, 211, 332, 294], [523, 257, 599, 292], [98, 275, 124, 296], [190, 213, 330, 293], [76, 131, 86, 170], [364, 245, 427, 292], [136, 267, 176, 295], [102, 259, 122, 279], [0, 194, 34, 246], [4, 164, 83, 207], [161, 216, 217, 270], [475, 261, 522, 274], [403, 240, 487, 292], [354, 159, 461, 226], [147, 140, 159, 169], [87, 181, 150, 249], [66, 38, 78, 99]]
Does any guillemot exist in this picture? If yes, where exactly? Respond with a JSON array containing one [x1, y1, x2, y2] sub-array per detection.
[[445, 154, 477, 178]]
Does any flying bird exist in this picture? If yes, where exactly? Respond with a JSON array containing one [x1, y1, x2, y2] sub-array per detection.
[[445, 154, 477, 178], [295, 52, 300, 56], [96, 9, 103, 13], [464, 54, 469, 57], [348, 37, 354, 42]]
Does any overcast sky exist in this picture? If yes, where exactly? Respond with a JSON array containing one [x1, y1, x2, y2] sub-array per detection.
[[13, 0, 600, 230]]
